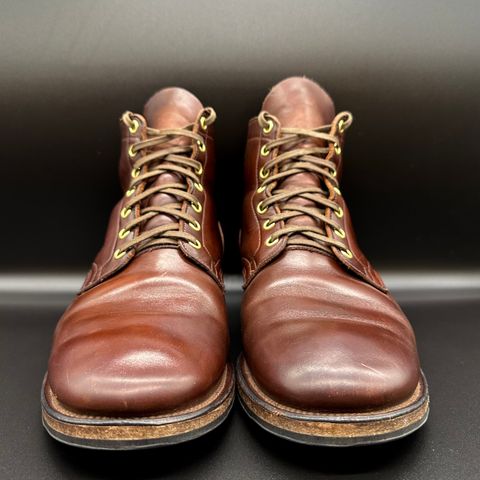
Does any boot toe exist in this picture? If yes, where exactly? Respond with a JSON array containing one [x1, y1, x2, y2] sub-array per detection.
[[48, 328, 219, 414], [247, 320, 420, 411]]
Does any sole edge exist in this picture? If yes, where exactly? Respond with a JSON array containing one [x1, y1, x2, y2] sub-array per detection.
[[236, 358, 429, 447], [41, 365, 235, 450]]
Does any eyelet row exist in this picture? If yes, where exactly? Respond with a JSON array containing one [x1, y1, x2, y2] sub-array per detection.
[[258, 116, 272, 217], [189, 142, 204, 246], [193, 136, 204, 231], [258, 128, 272, 222], [188, 185, 202, 246]]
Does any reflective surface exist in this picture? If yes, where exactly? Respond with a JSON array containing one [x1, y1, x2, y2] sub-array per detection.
[[1, 290, 479, 479], [1, 1, 479, 477], [1, 0, 480, 272]]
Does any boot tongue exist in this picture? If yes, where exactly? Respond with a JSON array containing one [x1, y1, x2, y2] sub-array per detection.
[[262, 77, 336, 236], [262, 77, 335, 129], [140, 88, 203, 242], [143, 87, 203, 131]]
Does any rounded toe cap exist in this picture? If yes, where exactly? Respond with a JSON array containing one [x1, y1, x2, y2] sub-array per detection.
[[48, 311, 226, 415], [48, 339, 223, 414], [245, 321, 420, 412], [47, 250, 228, 416]]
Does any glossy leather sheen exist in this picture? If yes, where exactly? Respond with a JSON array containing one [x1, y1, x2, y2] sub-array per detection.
[[47, 88, 228, 414], [81, 91, 223, 292], [240, 77, 421, 411]]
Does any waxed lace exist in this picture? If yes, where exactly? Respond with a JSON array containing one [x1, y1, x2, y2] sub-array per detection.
[[115, 108, 215, 256], [257, 110, 353, 255]]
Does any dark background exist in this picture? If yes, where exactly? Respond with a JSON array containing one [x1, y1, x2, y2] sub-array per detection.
[[2, 0, 479, 273], [1, 1, 480, 479]]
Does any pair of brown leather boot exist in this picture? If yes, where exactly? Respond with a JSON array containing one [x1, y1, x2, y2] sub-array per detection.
[[42, 77, 429, 449]]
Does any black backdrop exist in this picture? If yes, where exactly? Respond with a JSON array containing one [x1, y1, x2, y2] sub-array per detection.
[[2, 0, 480, 274], [2, 2, 480, 480]]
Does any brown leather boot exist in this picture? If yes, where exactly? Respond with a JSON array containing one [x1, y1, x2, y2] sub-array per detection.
[[42, 88, 234, 449], [237, 77, 429, 446]]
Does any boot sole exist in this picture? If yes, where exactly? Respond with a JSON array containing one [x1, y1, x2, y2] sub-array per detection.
[[236, 357, 429, 447], [41, 364, 234, 450]]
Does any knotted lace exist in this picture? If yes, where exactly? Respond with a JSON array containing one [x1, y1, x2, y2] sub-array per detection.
[[115, 108, 215, 257], [257, 110, 353, 256]]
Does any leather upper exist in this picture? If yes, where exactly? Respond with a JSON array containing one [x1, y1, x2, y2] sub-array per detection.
[[240, 77, 421, 411], [240, 92, 385, 292], [81, 90, 223, 292], [47, 88, 228, 415]]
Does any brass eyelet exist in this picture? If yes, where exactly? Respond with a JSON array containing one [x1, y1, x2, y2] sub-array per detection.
[[331, 169, 337, 177], [197, 140, 206, 152], [338, 119, 346, 133], [265, 235, 279, 247], [120, 207, 131, 218], [131, 168, 140, 178], [126, 187, 135, 197], [128, 145, 136, 158], [129, 119, 140, 134], [259, 167, 270, 179], [188, 239, 202, 249], [341, 249, 353, 259], [189, 220, 201, 231], [334, 143, 341, 155], [257, 185, 267, 194], [334, 228, 346, 239], [335, 207, 344, 218], [114, 249, 127, 260], [193, 182, 203, 192], [263, 119, 274, 134], [263, 219, 275, 230], [191, 200, 202, 213], [118, 228, 130, 239], [260, 144, 270, 157], [200, 116, 208, 131], [195, 165, 203, 175], [257, 201, 267, 214], [333, 187, 341, 195]]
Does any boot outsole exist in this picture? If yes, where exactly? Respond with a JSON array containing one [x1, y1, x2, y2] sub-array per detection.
[[236, 357, 429, 447], [41, 365, 234, 450]]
